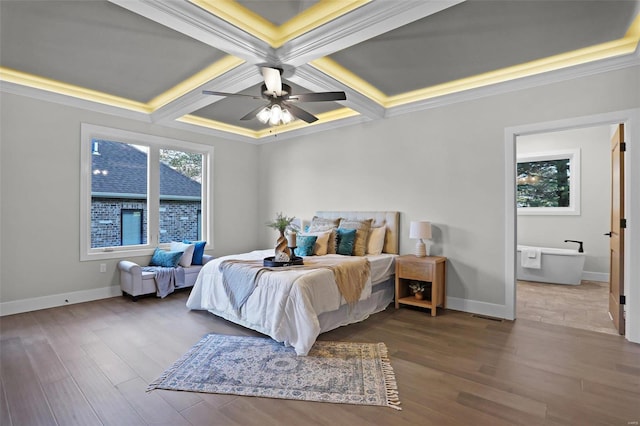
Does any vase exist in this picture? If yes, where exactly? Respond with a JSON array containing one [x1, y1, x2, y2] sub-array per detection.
[[275, 230, 291, 259], [414, 291, 424, 300]]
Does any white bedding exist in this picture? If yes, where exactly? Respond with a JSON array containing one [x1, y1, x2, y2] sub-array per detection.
[[186, 249, 396, 355]]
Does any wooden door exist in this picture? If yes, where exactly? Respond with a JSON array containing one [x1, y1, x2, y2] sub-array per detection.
[[609, 123, 625, 335]]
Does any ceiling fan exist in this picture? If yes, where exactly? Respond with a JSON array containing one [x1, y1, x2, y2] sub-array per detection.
[[202, 67, 346, 125]]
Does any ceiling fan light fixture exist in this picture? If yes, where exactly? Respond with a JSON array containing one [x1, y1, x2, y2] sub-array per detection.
[[281, 109, 293, 124], [257, 107, 271, 124], [269, 104, 282, 126]]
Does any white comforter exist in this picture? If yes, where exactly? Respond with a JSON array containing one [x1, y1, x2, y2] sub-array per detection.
[[186, 249, 395, 355]]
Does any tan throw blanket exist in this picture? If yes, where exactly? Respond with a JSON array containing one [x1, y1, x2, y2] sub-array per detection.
[[302, 257, 370, 306], [219, 257, 370, 311]]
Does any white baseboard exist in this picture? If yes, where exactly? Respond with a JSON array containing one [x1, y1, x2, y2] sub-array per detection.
[[582, 271, 609, 282], [446, 296, 510, 320], [0, 286, 122, 316]]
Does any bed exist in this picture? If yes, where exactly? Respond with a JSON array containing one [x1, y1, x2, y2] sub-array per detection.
[[186, 211, 399, 355]]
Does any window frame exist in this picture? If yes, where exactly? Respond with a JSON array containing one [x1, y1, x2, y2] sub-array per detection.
[[516, 148, 581, 216], [80, 123, 213, 261]]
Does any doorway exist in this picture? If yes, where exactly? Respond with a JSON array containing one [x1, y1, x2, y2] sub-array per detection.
[[504, 108, 640, 343], [515, 125, 615, 334]]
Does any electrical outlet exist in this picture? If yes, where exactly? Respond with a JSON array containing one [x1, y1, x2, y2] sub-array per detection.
[[100, 263, 107, 273]]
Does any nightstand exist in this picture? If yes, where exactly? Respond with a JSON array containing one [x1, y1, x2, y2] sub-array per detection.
[[395, 255, 447, 316]]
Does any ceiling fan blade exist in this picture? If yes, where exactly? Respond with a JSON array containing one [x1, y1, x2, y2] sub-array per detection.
[[240, 104, 268, 121], [288, 92, 346, 102], [283, 102, 318, 123], [202, 90, 261, 99], [261, 67, 282, 96]]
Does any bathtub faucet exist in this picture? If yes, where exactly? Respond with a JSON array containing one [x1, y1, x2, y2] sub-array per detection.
[[564, 240, 584, 253]]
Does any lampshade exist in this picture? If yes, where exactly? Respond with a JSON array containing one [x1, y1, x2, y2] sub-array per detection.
[[409, 221, 432, 240], [409, 221, 432, 257]]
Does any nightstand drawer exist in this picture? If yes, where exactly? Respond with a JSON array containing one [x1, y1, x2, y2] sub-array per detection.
[[395, 255, 447, 316], [397, 260, 434, 281]]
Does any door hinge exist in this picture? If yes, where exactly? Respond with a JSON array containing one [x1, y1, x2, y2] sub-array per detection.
[[620, 295, 626, 305], [621, 218, 627, 229], [620, 142, 626, 152]]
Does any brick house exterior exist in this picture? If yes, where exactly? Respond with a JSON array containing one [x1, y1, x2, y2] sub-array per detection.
[[91, 140, 201, 248]]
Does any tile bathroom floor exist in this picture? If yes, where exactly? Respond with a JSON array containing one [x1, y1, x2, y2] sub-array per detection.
[[517, 279, 619, 335]]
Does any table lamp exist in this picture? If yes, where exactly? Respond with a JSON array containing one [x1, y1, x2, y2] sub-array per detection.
[[409, 221, 432, 257]]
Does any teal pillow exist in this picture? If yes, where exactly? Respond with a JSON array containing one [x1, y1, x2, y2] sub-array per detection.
[[336, 228, 357, 256], [184, 240, 206, 265], [295, 235, 317, 256], [149, 248, 183, 268]]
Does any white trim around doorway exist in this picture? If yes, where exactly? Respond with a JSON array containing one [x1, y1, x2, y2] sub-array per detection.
[[504, 108, 640, 344]]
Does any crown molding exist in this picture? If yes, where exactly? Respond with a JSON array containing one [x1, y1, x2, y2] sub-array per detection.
[[251, 113, 373, 144], [108, 0, 276, 65], [169, 116, 257, 143], [386, 49, 640, 119], [0, 80, 151, 122]]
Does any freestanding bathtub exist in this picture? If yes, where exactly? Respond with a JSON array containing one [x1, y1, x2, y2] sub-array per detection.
[[517, 245, 586, 285]]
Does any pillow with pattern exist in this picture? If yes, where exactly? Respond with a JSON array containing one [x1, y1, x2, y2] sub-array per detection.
[[295, 235, 317, 256], [308, 216, 340, 254], [338, 218, 373, 256], [149, 248, 183, 268]]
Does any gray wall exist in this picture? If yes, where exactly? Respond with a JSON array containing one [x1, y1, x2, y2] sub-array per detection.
[[1, 65, 638, 312], [257, 66, 639, 308], [0, 92, 259, 302], [517, 125, 611, 276]]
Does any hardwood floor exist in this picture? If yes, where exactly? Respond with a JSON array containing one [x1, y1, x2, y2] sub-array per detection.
[[517, 280, 618, 335], [1, 291, 639, 425]]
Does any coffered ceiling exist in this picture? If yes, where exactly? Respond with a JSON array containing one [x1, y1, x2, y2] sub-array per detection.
[[1, 0, 639, 143]]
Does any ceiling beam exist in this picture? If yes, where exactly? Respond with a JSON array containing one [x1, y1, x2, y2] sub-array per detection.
[[290, 65, 385, 120], [278, 0, 466, 66], [151, 62, 262, 124], [108, 0, 276, 65]]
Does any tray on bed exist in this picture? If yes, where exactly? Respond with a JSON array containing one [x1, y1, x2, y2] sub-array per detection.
[[263, 256, 304, 267]]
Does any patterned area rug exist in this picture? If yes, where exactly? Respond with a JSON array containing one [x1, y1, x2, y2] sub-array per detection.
[[148, 333, 401, 410]]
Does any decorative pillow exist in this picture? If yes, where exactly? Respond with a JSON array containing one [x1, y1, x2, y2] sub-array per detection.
[[183, 240, 206, 265], [170, 241, 195, 267], [149, 248, 183, 268], [336, 228, 357, 256], [299, 230, 331, 255], [295, 235, 317, 256], [366, 226, 386, 255], [308, 216, 340, 254], [338, 218, 373, 256]]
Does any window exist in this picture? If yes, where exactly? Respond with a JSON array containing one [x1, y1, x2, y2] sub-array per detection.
[[121, 209, 143, 246], [516, 149, 580, 215], [81, 124, 213, 260]]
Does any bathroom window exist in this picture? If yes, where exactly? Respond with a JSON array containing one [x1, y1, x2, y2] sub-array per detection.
[[517, 149, 580, 215]]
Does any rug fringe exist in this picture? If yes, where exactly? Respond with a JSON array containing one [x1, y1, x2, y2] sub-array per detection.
[[146, 333, 212, 392], [378, 342, 402, 410]]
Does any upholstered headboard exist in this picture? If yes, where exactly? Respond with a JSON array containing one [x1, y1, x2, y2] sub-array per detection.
[[314, 211, 400, 254]]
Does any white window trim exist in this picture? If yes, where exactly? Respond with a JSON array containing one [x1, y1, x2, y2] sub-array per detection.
[[80, 123, 213, 261], [516, 148, 581, 216]]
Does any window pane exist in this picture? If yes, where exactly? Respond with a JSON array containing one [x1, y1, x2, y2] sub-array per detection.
[[159, 149, 202, 243], [91, 140, 148, 248], [517, 158, 571, 208], [121, 209, 143, 246]]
